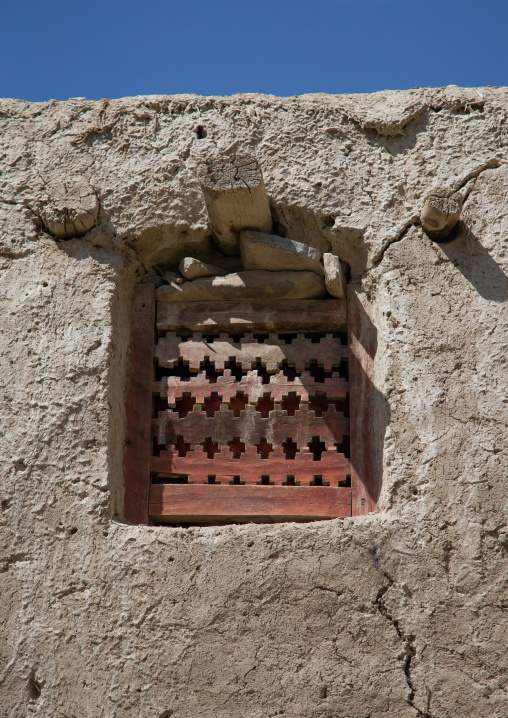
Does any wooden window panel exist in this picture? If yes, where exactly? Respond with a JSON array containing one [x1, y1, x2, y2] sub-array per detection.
[[124, 287, 377, 524]]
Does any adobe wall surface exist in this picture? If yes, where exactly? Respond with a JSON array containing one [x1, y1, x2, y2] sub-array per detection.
[[0, 87, 507, 718]]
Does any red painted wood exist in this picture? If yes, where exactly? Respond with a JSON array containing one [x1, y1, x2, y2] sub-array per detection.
[[124, 284, 155, 524], [150, 444, 350, 485], [155, 333, 348, 373], [348, 285, 377, 515], [156, 369, 348, 405], [153, 404, 349, 450], [157, 300, 347, 333], [149, 297, 354, 522], [149, 484, 352, 522]]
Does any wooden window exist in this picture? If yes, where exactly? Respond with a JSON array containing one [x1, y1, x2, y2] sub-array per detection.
[[124, 286, 376, 525]]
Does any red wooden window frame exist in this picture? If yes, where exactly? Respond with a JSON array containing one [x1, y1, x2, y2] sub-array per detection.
[[123, 285, 377, 524]]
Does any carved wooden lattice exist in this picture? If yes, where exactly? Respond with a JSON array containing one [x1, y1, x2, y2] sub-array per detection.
[[124, 289, 376, 524]]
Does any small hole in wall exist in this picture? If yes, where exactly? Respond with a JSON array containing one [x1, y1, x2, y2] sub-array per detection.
[[28, 670, 42, 700], [321, 214, 336, 229], [194, 125, 207, 139], [42, 281, 48, 287], [412, 487, 418, 496], [159, 711, 174, 718]]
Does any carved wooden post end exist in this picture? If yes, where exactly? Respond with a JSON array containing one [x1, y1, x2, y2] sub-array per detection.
[[197, 153, 272, 256], [35, 177, 99, 239], [420, 187, 462, 241]]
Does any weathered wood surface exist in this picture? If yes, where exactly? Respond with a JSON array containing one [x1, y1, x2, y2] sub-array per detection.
[[150, 444, 349, 485], [151, 295, 352, 519], [149, 484, 352, 522], [197, 153, 272, 256], [156, 300, 347, 333], [420, 189, 461, 240], [155, 333, 348, 373], [124, 284, 155, 524], [154, 404, 350, 449], [348, 285, 377, 515], [240, 229, 323, 274], [155, 270, 327, 303], [155, 369, 348, 405]]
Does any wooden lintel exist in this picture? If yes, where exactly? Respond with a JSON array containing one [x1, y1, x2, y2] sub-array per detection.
[[156, 299, 347, 333]]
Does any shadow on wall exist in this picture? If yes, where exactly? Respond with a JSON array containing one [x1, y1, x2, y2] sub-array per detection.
[[348, 292, 390, 510], [438, 221, 508, 303]]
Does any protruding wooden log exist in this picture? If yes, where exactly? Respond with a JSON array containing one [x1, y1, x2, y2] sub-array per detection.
[[240, 230, 323, 274], [420, 188, 462, 241], [36, 176, 99, 239], [197, 153, 272, 256]]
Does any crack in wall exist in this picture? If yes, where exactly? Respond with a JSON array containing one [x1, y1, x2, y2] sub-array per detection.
[[451, 157, 503, 194], [372, 215, 420, 265], [371, 156, 504, 267], [372, 554, 439, 718]]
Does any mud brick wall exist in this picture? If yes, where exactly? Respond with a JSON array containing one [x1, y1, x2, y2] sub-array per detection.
[[0, 87, 507, 718]]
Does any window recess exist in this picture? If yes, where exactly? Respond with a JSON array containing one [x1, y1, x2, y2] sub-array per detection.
[[124, 288, 376, 525]]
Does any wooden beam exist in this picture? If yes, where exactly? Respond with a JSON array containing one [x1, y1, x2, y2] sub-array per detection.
[[153, 404, 349, 451], [155, 370, 348, 405], [420, 190, 461, 240], [155, 333, 348, 374], [157, 299, 347, 333], [197, 153, 272, 256], [150, 445, 350, 486], [149, 484, 351, 523], [348, 285, 377, 515], [123, 284, 155, 524]]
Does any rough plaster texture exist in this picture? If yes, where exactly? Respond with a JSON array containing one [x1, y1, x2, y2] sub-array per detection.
[[0, 87, 507, 718]]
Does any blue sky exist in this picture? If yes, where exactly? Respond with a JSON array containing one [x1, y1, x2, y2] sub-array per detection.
[[1, 0, 506, 101]]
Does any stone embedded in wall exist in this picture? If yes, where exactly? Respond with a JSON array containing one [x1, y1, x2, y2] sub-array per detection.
[[179, 256, 227, 280], [156, 270, 326, 302], [197, 153, 272, 256], [34, 177, 99, 239], [240, 230, 324, 275], [323, 252, 347, 298], [420, 187, 462, 241]]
